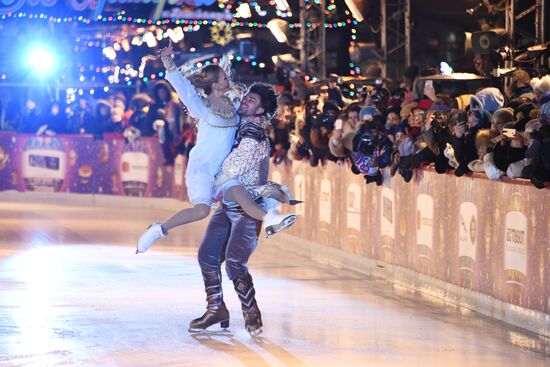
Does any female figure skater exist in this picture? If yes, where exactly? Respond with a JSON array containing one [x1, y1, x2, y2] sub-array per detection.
[[136, 42, 295, 254]]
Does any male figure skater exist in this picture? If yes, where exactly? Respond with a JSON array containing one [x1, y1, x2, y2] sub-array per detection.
[[189, 83, 293, 335]]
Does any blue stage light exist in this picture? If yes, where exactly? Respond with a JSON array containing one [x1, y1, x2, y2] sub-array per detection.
[[27, 46, 56, 77]]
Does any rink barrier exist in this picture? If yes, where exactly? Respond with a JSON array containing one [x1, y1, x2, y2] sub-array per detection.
[[268, 160, 550, 337], [0, 132, 189, 200], [1, 132, 549, 336]]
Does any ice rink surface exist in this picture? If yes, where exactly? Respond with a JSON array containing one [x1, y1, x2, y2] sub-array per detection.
[[0, 200, 549, 366]]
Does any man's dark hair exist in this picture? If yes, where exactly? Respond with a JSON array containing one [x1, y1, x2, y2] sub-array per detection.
[[346, 102, 362, 115], [248, 82, 278, 117]]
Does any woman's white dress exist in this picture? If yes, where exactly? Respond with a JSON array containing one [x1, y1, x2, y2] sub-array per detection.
[[165, 71, 239, 206]]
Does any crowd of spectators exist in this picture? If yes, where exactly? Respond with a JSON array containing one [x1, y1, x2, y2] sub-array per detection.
[[1, 66, 550, 189], [0, 81, 196, 166], [269, 68, 550, 189]]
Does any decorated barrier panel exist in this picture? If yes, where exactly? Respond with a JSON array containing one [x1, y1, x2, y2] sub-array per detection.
[[0, 132, 188, 200], [270, 161, 550, 316], [1, 132, 548, 318]]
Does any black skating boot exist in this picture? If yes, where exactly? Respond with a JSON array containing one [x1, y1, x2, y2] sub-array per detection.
[[188, 270, 230, 332], [233, 273, 263, 335]]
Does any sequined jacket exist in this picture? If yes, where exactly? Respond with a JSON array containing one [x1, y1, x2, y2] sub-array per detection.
[[213, 119, 281, 200]]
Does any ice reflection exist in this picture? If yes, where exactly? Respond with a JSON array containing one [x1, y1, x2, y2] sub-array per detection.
[[8, 247, 67, 361]]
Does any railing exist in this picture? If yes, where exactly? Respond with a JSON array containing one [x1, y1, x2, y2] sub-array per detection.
[[0, 132, 188, 200], [269, 159, 550, 317]]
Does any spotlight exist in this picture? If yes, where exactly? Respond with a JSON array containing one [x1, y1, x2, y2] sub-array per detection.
[[27, 45, 56, 77]]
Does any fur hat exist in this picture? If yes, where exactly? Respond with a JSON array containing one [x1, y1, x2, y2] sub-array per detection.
[[475, 129, 497, 156]]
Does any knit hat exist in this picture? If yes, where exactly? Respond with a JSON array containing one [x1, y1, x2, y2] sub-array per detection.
[[470, 87, 505, 112], [359, 106, 379, 121], [492, 108, 515, 123]]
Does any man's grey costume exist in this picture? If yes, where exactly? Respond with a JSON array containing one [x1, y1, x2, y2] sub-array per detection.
[[189, 118, 285, 334]]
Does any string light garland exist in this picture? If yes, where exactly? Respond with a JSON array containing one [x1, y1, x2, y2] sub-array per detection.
[[0, 2, 362, 81], [345, 9, 361, 76], [0, 11, 355, 29]]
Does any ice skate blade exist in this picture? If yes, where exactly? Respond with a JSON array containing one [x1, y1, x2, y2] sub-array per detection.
[[188, 320, 230, 333], [247, 327, 263, 336], [188, 326, 230, 334], [265, 215, 297, 238]]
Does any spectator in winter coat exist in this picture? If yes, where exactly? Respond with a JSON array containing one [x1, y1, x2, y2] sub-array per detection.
[[531, 75, 550, 107], [329, 103, 362, 159], [451, 108, 491, 176], [505, 69, 535, 101], [43, 101, 68, 134]]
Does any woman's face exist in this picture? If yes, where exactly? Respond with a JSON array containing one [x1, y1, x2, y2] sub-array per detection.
[[212, 70, 230, 93], [410, 110, 423, 127], [468, 110, 479, 128], [491, 117, 505, 132]]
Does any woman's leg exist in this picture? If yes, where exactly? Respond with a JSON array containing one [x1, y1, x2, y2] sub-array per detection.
[[224, 186, 266, 220], [162, 203, 211, 231]]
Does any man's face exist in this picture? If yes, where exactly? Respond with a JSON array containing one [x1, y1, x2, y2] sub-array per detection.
[[348, 111, 359, 128], [238, 92, 264, 117], [386, 112, 400, 125]]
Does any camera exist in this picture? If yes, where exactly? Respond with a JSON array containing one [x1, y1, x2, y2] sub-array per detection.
[[354, 130, 377, 156]]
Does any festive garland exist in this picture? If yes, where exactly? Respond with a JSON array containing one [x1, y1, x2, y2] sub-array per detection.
[[0, 11, 356, 29]]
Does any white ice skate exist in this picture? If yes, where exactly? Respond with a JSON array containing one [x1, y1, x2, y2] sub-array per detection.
[[136, 223, 167, 254], [263, 209, 297, 238]]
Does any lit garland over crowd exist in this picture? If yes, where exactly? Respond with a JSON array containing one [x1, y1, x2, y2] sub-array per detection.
[[0, 0, 363, 87]]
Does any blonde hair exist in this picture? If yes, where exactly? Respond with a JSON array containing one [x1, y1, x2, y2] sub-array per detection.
[[187, 65, 224, 96]]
